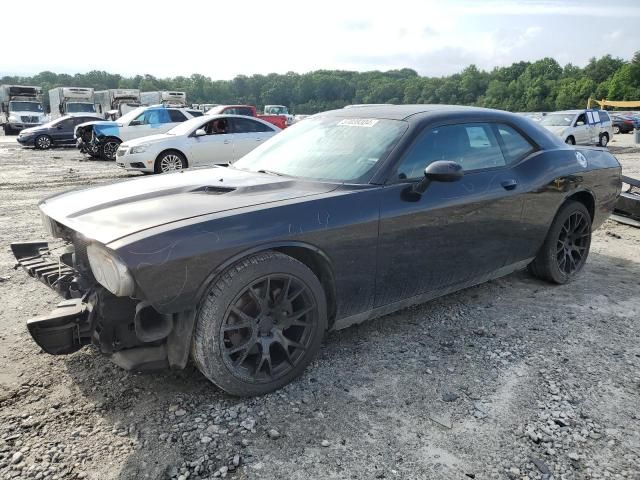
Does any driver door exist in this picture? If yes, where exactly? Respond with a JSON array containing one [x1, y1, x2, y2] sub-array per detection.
[[187, 118, 235, 167], [572, 112, 591, 145], [375, 122, 526, 307]]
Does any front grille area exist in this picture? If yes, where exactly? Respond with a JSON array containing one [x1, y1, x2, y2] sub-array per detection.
[[21, 115, 38, 123]]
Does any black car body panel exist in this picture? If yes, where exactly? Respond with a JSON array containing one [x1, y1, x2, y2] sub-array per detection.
[[12, 105, 621, 371], [17, 115, 103, 147]]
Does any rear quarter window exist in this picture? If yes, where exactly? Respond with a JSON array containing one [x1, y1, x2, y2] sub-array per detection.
[[497, 124, 535, 163]]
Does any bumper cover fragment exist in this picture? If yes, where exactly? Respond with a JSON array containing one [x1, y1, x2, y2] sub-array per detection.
[[612, 175, 640, 228], [11, 241, 77, 297]]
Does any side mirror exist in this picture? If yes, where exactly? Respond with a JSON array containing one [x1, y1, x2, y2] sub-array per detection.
[[576, 121, 585, 126], [194, 128, 207, 137], [56, 125, 63, 129], [130, 120, 142, 126], [412, 161, 464, 195]]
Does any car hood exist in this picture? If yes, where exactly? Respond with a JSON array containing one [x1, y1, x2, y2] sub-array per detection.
[[542, 125, 569, 136], [39, 167, 338, 245], [123, 133, 174, 147], [18, 125, 45, 135]]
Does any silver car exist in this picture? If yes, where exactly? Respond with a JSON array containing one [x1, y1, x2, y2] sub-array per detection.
[[539, 109, 613, 147]]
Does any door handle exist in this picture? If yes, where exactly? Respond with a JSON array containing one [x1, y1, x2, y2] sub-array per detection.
[[255, 138, 263, 142], [223, 140, 231, 144], [501, 179, 518, 191]]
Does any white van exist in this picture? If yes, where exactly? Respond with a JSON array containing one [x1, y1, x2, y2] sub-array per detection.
[[539, 109, 613, 147]]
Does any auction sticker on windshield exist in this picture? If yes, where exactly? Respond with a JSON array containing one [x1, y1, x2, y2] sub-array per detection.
[[338, 119, 379, 127]]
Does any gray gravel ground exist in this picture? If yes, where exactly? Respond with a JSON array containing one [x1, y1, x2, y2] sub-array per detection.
[[0, 133, 639, 480]]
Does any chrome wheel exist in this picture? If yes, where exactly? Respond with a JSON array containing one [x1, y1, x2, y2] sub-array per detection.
[[159, 154, 184, 172], [613, 126, 620, 134], [221, 274, 317, 384], [102, 141, 120, 160], [35, 135, 51, 149], [556, 211, 589, 275]]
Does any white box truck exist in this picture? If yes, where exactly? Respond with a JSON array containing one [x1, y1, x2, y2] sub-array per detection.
[[95, 89, 141, 119], [48, 87, 96, 120], [141, 91, 187, 107], [0, 85, 47, 134]]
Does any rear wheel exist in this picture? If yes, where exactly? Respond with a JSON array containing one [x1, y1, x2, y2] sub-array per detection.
[[528, 201, 591, 284], [191, 251, 327, 396], [100, 137, 121, 160], [35, 135, 52, 150], [154, 150, 187, 174], [613, 125, 621, 134], [565, 136, 575, 145]]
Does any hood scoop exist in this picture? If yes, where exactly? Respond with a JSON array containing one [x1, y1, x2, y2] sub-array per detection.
[[193, 185, 236, 195]]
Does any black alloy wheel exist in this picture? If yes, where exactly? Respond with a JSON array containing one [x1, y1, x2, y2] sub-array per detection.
[[528, 200, 591, 284], [221, 274, 316, 383], [191, 251, 327, 396], [556, 211, 590, 275]]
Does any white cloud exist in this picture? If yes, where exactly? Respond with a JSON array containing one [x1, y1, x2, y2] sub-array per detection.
[[2, 0, 639, 79]]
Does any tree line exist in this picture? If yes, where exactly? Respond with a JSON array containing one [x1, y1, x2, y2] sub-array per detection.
[[2, 52, 639, 114]]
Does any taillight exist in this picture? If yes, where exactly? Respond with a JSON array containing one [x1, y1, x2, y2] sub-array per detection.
[[624, 120, 633, 124]]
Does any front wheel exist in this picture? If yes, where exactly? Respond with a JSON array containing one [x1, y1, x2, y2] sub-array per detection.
[[528, 201, 591, 284], [598, 133, 609, 147], [100, 137, 121, 160], [155, 151, 187, 173], [35, 135, 52, 150], [191, 251, 327, 396]]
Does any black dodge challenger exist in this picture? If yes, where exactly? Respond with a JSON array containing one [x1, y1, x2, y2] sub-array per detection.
[[12, 105, 621, 396]]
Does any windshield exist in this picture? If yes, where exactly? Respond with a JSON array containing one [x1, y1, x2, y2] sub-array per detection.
[[117, 106, 147, 124], [67, 103, 95, 113], [9, 101, 43, 112], [233, 116, 408, 182], [166, 116, 208, 135], [540, 113, 574, 127]]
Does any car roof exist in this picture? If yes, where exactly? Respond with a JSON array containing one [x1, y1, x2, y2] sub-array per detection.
[[321, 104, 513, 121]]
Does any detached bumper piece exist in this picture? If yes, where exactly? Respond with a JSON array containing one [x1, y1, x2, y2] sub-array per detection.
[[11, 241, 77, 297], [612, 176, 640, 228], [27, 298, 94, 355]]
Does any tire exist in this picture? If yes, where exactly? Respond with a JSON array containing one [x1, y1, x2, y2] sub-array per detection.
[[99, 137, 121, 160], [528, 200, 592, 284], [154, 150, 188, 174], [192, 251, 327, 396], [3, 124, 14, 135], [613, 125, 620, 134], [34, 135, 52, 150], [598, 133, 609, 147], [565, 136, 575, 145]]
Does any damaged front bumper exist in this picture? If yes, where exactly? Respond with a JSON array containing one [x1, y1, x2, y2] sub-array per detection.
[[12, 241, 195, 370], [611, 175, 640, 228]]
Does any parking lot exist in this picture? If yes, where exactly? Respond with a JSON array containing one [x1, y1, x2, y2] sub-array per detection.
[[1, 134, 639, 479]]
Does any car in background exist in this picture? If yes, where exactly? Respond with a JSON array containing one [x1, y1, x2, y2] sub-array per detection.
[[116, 114, 279, 173], [17, 114, 103, 149], [11, 105, 621, 396], [206, 105, 288, 130], [539, 109, 613, 147], [611, 114, 636, 134], [75, 105, 202, 160]]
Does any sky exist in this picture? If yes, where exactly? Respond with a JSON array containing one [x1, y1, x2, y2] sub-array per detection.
[[2, 0, 640, 79]]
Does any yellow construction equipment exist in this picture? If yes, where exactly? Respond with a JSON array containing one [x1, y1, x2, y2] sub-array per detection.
[[588, 98, 640, 109]]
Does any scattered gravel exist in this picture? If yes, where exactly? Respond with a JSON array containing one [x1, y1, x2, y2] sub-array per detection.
[[0, 137, 639, 479]]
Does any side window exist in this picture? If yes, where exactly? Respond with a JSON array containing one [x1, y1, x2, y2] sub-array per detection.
[[203, 118, 229, 135], [133, 109, 170, 125], [576, 113, 587, 125], [396, 123, 505, 180], [168, 109, 187, 122], [496, 124, 534, 163], [598, 111, 609, 123], [58, 119, 74, 129], [231, 117, 273, 133]]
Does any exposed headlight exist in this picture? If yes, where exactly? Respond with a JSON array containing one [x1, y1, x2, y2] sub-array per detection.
[[40, 212, 60, 238], [87, 244, 135, 297], [130, 144, 149, 154], [8, 115, 19, 122]]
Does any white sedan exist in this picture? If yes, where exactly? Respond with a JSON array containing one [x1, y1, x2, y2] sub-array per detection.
[[115, 114, 280, 174]]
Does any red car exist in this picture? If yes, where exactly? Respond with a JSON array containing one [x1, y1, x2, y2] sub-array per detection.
[[206, 105, 288, 130]]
